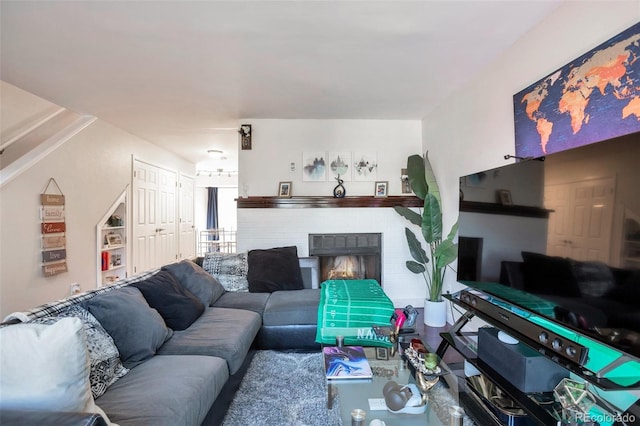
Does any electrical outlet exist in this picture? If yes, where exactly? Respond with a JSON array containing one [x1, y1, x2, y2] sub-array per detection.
[[70, 283, 81, 296], [290, 161, 296, 172]]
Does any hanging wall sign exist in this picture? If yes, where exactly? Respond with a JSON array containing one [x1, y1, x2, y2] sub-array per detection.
[[42, 249, 66, 263], [41, 222, 66, 233], [43, 262, 68, 277], [41, 178, 68, 276], [40, 194, 65, 205], [42, 236, 66, 249], [41, 206, 65, 221]]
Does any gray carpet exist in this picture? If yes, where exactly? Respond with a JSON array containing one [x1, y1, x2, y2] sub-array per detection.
[[222, 351, 342, 426]]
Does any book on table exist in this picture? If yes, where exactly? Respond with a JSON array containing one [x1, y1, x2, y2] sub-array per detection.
[[323, 346, 373, 380]]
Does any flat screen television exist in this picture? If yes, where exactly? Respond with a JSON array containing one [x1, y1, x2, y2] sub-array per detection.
[[457, 132, 640, 364]]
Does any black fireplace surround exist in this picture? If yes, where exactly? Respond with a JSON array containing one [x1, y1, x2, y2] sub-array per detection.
[[308, 233, 382, 284]]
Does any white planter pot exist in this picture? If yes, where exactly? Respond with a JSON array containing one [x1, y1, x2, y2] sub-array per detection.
[[423, 299, 447, 327]]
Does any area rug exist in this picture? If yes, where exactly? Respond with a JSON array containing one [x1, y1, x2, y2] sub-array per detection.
[[222, 351, 341, 426]]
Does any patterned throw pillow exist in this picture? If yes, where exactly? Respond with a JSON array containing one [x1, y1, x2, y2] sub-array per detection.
[[27, 305, 129, 399], [202, 252, 249, 292]]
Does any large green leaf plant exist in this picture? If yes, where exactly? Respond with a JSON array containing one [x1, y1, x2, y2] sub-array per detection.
[[394, 153, 458, 302]]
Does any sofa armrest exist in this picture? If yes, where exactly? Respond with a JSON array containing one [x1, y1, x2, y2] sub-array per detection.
[[0, 410, 108, 426]]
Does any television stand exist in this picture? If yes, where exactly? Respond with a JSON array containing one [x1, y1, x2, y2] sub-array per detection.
[[438, 291, 640, 425]]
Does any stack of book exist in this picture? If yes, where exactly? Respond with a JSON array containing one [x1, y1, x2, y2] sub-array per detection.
[[323, 346, 373, 380]]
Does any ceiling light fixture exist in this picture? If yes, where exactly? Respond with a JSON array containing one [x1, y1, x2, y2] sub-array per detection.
[[207, 149, 224, 158], [196, 169, 239, 177]]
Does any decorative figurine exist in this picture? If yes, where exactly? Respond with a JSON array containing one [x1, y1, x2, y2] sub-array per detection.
[[333, 174, 346, 198]]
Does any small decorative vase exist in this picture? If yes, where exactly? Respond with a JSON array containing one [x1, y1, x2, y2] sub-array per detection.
[[423, 299, 447, 327], [333, 175, 346, 198]]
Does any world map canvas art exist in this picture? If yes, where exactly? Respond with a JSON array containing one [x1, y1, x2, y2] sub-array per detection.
[[514, 22, 640, 158]]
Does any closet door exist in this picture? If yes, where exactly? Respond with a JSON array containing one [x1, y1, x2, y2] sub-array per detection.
[[132, 159, 177, 274], [179, 173, 196, 260]]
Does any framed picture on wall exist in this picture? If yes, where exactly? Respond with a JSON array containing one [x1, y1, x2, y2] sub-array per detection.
[[106, 233, 123, 247], [374, 181, 388, 197], [498, 189, 512, 206], [278, 181, 292, 198]]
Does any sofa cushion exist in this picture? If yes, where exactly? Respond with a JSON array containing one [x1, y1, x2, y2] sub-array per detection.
[[247, 246, 304, 293], [157, 307, 261, 374], [83, 286, 173, 368], [521, 251, 580, 297], [96, 355, 228, 426], [0, 317, 113, 424], [212, 291, 270, 316], [262, 289, 320, 326], [162, 259, 225, 305], [131, 270, 205, 330], [202, 252, 249, 292], [26, 305, 129, 399]]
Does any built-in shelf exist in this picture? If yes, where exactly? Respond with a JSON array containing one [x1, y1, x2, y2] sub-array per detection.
[[460, 200, 552, 218], [236, 196, 423, 209], [96, 188, 128, 287]]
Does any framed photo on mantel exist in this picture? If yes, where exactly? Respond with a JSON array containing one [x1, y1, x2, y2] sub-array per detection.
[[278, 181, 292, 198], [498, 189, 512, 206], [374, 181, 388, 197]]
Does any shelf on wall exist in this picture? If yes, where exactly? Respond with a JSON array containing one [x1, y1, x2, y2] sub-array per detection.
[[236, 196, 423, 209], [460, 200, 552, 218]]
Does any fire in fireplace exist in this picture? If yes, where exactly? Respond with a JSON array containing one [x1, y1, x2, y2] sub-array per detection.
[[325, 255, 366, 280], [308, 233, 382, 284]]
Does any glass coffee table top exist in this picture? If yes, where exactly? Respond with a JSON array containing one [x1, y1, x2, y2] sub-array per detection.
[[326, 345, 456, 425]]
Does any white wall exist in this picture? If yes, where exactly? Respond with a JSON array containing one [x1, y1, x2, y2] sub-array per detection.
[[421, 3, 639, 296], [0, 82, 194, 317]]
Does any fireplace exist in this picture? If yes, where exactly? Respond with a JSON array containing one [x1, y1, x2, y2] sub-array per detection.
[[308, 233, 382, 284]]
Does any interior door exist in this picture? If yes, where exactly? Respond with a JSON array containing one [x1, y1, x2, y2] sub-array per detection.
[[132, 159, 178, 273], [157, 168, 177, 265], [545, 177, 615, 262], [133, 160, 158, 274], [179, 174, 196, 259]]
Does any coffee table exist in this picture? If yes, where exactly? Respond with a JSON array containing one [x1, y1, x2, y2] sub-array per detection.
[[326, 343, 459, 425]]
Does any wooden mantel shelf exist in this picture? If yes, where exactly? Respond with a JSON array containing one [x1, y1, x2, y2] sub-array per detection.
[[460, 200, 552, 218], [236, 196, 423, 209]]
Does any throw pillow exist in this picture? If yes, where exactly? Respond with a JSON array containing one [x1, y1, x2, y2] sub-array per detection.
[[202, 252, 249, 292], [521, 251, 581, 297], [162, 259, 225, 305], [131, 270, 205, 330], [571, 260, 616, 297], [0, 317, 113, 424], [247, 246, 304, 293], [28, 305, 129, 399], [83, 286, 173, 368]]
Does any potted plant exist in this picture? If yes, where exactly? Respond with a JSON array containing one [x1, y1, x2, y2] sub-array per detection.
[[394, 153, 458, 326]]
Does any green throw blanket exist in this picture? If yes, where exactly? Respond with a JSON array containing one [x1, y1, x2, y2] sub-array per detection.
[[315, 279, 394, 347]]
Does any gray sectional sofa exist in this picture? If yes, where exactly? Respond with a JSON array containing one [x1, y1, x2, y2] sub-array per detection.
[[0, 253, 322, 426]]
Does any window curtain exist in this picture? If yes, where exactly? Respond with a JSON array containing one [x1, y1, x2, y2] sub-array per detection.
[[206, 187, 219, 234]]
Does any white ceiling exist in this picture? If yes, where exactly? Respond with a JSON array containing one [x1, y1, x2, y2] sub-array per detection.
[[0, 1, 564, 172]]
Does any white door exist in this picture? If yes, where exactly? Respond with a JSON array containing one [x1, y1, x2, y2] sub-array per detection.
[[157, 168, 177, 265], [132, 160, 178, 274], [179, 174, 196, 259], [545, 177, 615, 262]]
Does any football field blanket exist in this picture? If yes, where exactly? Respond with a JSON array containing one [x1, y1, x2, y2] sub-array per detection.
[[315, 279, 394, 347]]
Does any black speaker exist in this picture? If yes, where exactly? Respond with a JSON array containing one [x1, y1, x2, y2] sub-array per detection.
[[477, 327, 569, 393]]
